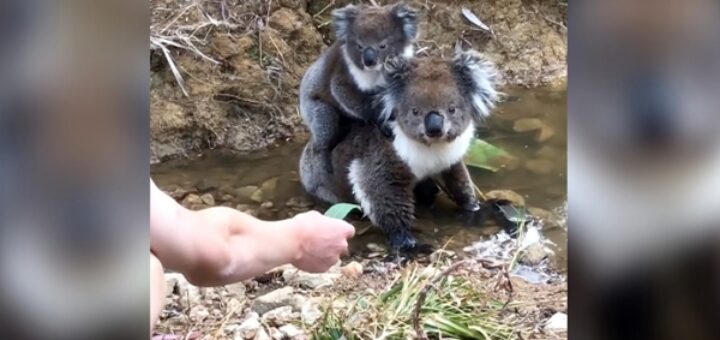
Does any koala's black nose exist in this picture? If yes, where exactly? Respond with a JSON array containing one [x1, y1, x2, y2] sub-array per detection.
[[424, 111, 444, 137], [627, 72, 674, 146], [362, 47, 378, 67]]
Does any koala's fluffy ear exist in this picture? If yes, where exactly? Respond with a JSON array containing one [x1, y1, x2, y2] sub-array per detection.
[[332, 5, 359, 42], [391, 3, 419, 40], [377, 56, 412, 126], [453, 50, 501, 120]]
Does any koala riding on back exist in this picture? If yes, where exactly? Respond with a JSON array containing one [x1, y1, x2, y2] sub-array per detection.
[[299, 3, 419, 173], [300, 50, 500, 254]]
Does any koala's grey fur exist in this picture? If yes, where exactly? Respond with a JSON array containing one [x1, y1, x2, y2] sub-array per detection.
[[300, 50, 500, 252], [299, 3, 418, 173]]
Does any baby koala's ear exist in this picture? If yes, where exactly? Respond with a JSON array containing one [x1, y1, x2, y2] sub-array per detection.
[[452, 49, 501, 120], [391, 3, 419, 40], [332, 4, 359, 42]]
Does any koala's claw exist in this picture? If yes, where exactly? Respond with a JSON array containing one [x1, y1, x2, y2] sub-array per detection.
[[385, 233, 434, 263]]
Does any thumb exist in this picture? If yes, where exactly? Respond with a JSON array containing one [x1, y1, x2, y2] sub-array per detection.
[[341, 221, 356, 238]]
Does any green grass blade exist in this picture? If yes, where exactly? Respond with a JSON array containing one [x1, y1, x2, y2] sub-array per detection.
[[324, 203, 362, 219]]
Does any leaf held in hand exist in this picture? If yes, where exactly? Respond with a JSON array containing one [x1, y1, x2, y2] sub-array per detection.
[[324, 203, 362, 219], [464, 138, 514, 172]]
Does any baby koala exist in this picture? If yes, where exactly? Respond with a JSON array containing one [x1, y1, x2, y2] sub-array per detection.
[[299, 3, 419, 173], [300, 50, 500, 253]]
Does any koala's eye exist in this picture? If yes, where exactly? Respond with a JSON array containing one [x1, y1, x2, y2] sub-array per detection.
[[379, 44, 387, 49], [448, 107, 456, 114], [357, 44, 363, 50], [412, 108, 419, 116]]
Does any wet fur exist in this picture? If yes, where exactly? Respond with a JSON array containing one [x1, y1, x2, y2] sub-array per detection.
[[300, 51, 499, 251]]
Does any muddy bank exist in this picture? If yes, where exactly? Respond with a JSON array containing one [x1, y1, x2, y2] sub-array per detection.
[[150, 0, 567, 163]]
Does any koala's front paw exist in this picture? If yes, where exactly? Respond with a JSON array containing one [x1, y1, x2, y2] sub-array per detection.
[[462, 200, 481, 212], [385, 232, 434, 263]]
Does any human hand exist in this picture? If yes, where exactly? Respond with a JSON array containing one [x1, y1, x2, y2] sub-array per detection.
[[290, 211, 355, 272]]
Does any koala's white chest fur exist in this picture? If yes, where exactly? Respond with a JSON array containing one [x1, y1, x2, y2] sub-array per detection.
[[392, 124, 475, 180]]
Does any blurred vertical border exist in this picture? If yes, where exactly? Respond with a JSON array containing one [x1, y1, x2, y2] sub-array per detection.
[[0, 0, 149, 338]]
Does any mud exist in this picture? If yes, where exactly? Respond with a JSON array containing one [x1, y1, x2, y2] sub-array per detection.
[[150, 0, 567, 163]]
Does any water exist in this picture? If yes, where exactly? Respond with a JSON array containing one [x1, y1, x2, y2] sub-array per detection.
[[151, 88, 567, 271]]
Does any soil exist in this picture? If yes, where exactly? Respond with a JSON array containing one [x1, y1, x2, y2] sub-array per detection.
[[150, 0, 567, 163]]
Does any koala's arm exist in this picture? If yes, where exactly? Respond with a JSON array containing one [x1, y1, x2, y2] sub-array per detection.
[[441, 161, 480, 211], [330, 75, 376, 121]]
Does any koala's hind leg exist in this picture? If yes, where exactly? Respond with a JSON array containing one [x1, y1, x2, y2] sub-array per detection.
[[302, 99, 347, 174], [413, 178, 439, 207], [299, 143, 342, 203], [441, 162, 480, 212], [347, 158, 430, 256]]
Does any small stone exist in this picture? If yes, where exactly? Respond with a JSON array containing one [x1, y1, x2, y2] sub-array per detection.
[[282, 269, 340, 289], [190, 305, 210, 321], [278, 324, 303, 339], [535, 145, 560, 159], [290, 294, 307, 311], [221, 194, 234, 202], [485, 190, 526, 207], [260, 177, 279, 196], [513, 118, 544, 132], [261, 306, 296, 326], [234, 313, 261, 339], [286, 196, 314, 209], [535, 125, 556, 142], [301, 299, 323, 326], [250, 189, 264, 203], [235, 186, 259, 201], [182, 194, 203, 207], [168, 187, 189, 200], [366, 243, 386, 252], [252, 287, 296, 315], [227, 298, 244, 315], [254, 327, 272, 340], [545, 312, 567, 331], [269, 327, 284, 340], [200, 193, 216, 206], [524, 159, 554, 175], [429, 249, 456, 263], [520, 243, 549, 266], [226, 282, 247, 299], [340, 261, 363, 279], [261, 201, 274, 209]]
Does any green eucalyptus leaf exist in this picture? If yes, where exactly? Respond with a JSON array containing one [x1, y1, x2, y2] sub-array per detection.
[[324, 203, 362, 219], [464, 138, 514, 172]]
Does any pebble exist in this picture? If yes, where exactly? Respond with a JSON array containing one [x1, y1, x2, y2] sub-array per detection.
[[512, 118, 544, 132], [545, 312, 567, 331], [261, 201, 274, 209], [164, 273, 202, 305], [235, 186, 259, 202], [366, 243, 386, 252], [234, 313, 261, 339], [226, 282, 247, 299], [189, 305, 210, 321], [252, 287, 296, 315], [285, 196, 314, 209], [279, 325, 303, 339], [261, 306, 296, 326], [340, 261, 363, 279], [524, 159, 554, 175], [301, 298, 323, 325], [520, 243, 549, 266], [485, 190, 526, 207], [182, 194, 203, 207], [254, 327, 272, 340], [282, 269, 340, 289], [200, 193, 215, 205]]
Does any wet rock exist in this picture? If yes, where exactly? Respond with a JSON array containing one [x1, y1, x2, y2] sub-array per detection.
[[261, 201, 274, 209], [283, 269, 340, 289], [528, 207, 562, 230], [252, 287, 296, 315], [165, 273, 202, 305], [182, 194, 203, 207], [485, 190, 526, 207], [200, 193, 216, 206], [250, 189, 264, 203], [278, 324, 303, 339], [285, 196, 314, 209], [524, 159, 554, 175], [168, 187, 189, 200], [512, 118, 544, 132], [535, 125, 556, 142], [535, 145, 560, 159], [545, 312, 567, 331], [261, 306, 297, 326], [252, 177, 279, 203], [301, 298, 323, 326], [520, 243, 549, 266], [221, 193, 234, 202], [189, 305, 210, 322], [366, 243, 386, 253], [236, 186, 259, 202], [234, 313, 261, 339], [340, 261, 363, 279]]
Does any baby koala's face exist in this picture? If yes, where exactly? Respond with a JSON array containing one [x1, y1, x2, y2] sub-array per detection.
[[380, 52, 500, 145], [394, 60, 474, 144], [332, 4, 418, 71]]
